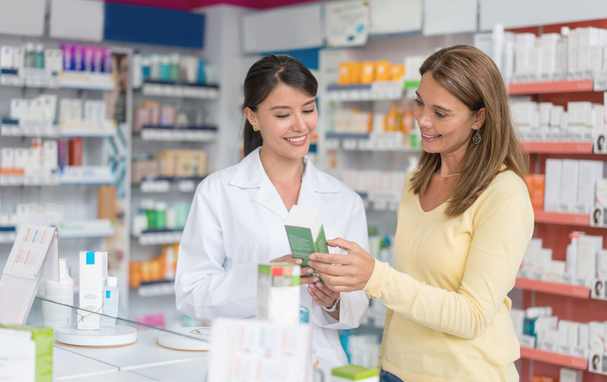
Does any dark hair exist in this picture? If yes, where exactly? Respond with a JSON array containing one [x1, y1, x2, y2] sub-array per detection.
[[242, 54, 318, 157], [409, 45, 528, 217]]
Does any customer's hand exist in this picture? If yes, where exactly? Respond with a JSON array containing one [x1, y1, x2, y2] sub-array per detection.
[[270, 254, 316, 284], [308, 238, 375, 292]]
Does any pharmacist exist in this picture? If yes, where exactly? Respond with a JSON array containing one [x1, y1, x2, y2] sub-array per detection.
[[175, 54, 369, 367], [309, 46, 534, 382]]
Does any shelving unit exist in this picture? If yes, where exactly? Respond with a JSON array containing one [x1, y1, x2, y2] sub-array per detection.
[[0, 42, 133, 322], [509, 37, 607, 379], [520, 347, 588, 370], [139, 80, 219, 99]]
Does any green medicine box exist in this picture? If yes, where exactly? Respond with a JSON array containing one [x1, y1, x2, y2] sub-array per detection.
[[0, 324, 53, 382], [284, 205, 329, 267], [332, 365, 380, 381]]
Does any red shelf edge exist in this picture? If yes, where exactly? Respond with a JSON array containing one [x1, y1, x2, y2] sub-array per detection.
[[515, 277, 590, 299], [520, 347, 588, 369], [533, 209, 590, 226], [522, 141, 594, 154], [509, 79, 594, 94]]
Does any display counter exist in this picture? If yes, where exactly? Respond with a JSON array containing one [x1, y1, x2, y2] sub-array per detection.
[[27, 297, 210, 381]]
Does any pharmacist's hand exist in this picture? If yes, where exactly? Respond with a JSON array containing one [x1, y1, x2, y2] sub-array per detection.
[[307, 280, 340, 309], [270, 254, 316, 285], [308, 238, 375, 292]]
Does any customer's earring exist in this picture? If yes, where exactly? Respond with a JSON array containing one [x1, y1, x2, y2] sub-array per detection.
[[252, 124, 259, 132], [472, 129, 481, 145]]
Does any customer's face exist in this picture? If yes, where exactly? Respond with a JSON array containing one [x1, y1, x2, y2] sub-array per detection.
[[414, 71, 484, 159]]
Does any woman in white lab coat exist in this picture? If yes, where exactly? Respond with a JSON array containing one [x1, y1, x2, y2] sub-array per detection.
[[175, 54, 370, 367]]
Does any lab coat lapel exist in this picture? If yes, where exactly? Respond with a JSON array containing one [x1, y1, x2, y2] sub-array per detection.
[[297, 157, 339, 208], [229, 148, 289, 220]]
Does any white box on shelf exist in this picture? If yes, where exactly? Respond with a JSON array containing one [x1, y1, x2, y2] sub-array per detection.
[[77, 251, 107, 330], [560, 368, 582, 382], [576, 160, 603, 213], [559, 159, 579, 212], [577, 235, 602, 280], [544, 159, 562, 212]]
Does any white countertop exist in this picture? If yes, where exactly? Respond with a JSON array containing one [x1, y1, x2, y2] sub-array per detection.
[[55, 329, 208, 372], [131, 358, 208, 382]]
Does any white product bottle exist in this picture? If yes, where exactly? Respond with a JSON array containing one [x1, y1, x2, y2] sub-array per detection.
[[41, 257, 74, 328], [101, 276, 120, 330], [131, 50, 142, 89], [491, 23, 504, 73], [566, 231, 582, 276]]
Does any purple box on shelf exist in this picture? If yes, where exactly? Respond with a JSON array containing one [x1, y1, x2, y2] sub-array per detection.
[[93, 47, 103, 73], [84, 46, 94, 72], [103, 48, 113, 74], [61, 44, 74, 71], [57, 139, 69, 168], [73, 45, 85, 71]]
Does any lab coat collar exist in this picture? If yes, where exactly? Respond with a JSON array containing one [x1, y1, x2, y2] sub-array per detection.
[[229, 147, 339, 219]]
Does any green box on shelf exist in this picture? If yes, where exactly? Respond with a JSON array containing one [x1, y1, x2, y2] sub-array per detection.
[[0, 324, 53, 382], [284, 205, 328, 268], [332, 364, 380, 381]]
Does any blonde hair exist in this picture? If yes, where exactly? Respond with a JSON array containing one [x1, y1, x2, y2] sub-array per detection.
[[409, 45, 528, 217]]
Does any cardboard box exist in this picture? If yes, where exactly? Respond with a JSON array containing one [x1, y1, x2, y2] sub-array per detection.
[[525, 174, 545, 210], [256, 263, 300, 325], [97, 185, 116, 221], [577, 235, 602, 280], [285, 205, 329, 267]]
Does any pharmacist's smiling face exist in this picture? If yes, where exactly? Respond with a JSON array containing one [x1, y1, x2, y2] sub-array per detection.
[[414, 71, 484, 161], [250, 83, 318, 160]]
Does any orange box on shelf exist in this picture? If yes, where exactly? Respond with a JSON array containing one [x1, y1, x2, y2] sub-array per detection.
[[68, 138, 82, 166], [391, 64, 405, 81], [525, 174, 545, 210], [375, 60, 392, 82], [350, 62, 362, 84], [129, 261, 142, 288], [360, 61, 375, 84], [338, 62, 350, 85], [531, 375, 556, 382]]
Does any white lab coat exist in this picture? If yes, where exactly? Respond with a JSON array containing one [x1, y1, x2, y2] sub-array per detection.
[[175, 147, 370, 367]]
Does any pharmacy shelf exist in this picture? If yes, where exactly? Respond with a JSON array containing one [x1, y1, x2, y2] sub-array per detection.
[[533, 209, 590, 226], [325, 132, 421, 152], [325, 81, 414, 101], [137, 230, 183, 245], [514, 278, 590, 299], [139, 80, 219, 99], [508, 79, 594, 95], [1, 120, 117, 138], [0, 220, 113, 243], [135, 280, 175, 297], [0, 228, 16, 244], [522, 141, 594, 154], [519, 347, 588, 370], [0, 69, 114, 91], [58, 220, 114, 240], [139, 125, 217, 141], [134, 176, 206, 193]]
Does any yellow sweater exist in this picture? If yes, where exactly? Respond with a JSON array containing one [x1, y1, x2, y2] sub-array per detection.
[[363, 170, 534, 382]]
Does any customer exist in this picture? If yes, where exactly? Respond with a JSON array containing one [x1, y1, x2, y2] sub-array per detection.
[[308, 45, 534, 381], [175, 54, 370, 367]]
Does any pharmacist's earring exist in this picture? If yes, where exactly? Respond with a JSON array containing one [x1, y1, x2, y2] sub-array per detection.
[[252, 124, 259, 132], [472, 129, 481, 145]]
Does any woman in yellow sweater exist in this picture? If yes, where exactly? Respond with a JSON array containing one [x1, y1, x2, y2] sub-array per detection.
[[309, 45, 534, 382]]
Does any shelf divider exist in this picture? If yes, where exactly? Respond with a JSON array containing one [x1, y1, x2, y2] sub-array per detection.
[[520, 347, 588, 370], [509, 80, 594, 94], [515, 278, 590, 299]]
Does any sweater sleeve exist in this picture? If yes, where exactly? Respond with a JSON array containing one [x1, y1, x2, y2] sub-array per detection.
[[363, 187, 534, 340]]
